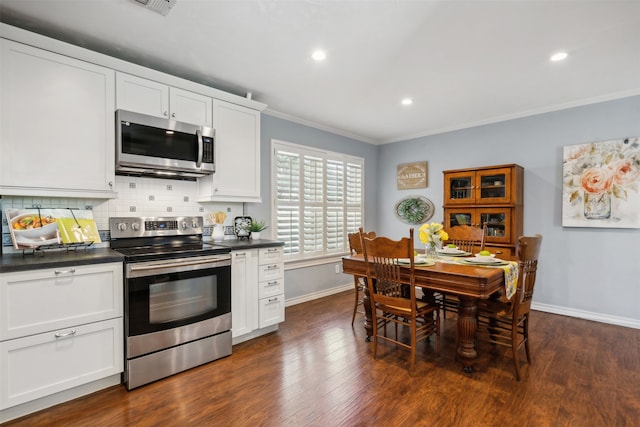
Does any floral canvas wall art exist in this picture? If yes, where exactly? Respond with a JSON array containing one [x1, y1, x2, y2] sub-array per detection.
[[562, 137, 640, 228]]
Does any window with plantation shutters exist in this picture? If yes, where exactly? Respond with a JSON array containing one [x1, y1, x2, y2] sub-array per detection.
[[272, 140, 364, 261]]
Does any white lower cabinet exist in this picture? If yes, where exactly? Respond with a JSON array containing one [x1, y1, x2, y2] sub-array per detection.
[[0, 318, 123, 409], [0, 262, 124, 417], [231, 246, 284, 343], [258, 247, 285, 328], [231, 250, 258, 339]]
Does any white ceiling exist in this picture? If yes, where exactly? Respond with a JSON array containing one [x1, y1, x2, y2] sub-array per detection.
[[1, 0, 639, 144]]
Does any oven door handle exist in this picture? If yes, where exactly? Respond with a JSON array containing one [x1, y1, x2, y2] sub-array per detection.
[[128, 257, 230, 275]]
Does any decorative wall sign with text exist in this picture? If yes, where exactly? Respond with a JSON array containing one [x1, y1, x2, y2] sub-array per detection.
[[562, 137, 640, 228], [397, 161, 428, 190]]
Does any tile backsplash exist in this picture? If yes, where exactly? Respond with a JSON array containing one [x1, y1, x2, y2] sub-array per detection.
[[1, 176, 245, 252]]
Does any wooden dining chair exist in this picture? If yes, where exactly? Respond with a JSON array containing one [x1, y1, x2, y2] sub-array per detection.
[[348, 229, 376, 326], [476, 234, 543, 381], [439, 224, 487, 318], [445, 224, 486, 253], [361, 228, 440, 372]]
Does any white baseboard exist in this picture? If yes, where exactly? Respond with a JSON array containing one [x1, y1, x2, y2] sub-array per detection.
[[285, 283, 352, 307], [531, 302, 640, 329], [285, 287, 640, 330]]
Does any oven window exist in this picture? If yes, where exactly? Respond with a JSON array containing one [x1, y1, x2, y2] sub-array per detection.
[[127, 265, 231, 336], [149, 276, 217, 324]]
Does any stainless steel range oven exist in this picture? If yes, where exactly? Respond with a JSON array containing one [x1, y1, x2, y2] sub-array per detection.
[[109, 216, 232, 390]]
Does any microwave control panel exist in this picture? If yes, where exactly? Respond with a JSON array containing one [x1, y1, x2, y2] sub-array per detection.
[[203, 136, 214, 164]]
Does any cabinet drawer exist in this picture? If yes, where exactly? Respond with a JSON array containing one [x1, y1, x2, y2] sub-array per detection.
[[258, 263, 284, 282], [258, 278, 284, 299], [0, 263, 123, 340], [0, 317, 123, 409], [259, 295, 284, 328], [485, 246, 515, 257], [258, 247, 284, 265]]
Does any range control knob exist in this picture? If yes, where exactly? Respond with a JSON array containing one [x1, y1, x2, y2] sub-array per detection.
[[191, 219, 199, 229], [131, 223, 140, 231], [117, 222, 127, 231], [181, 221, 188, 230]]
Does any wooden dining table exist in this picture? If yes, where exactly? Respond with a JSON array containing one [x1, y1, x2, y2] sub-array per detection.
[[342, 254, 507, 371]]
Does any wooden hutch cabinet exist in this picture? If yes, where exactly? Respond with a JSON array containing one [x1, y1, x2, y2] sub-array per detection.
[[443, 164, 523, 256]]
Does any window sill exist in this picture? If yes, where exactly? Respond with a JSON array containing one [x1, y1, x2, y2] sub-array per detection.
[[284, 253, 349, 271]]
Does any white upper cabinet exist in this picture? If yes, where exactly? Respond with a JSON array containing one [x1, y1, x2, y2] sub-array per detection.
[[198, 100, 261, 202], [116, 72, 212, 126], [169, 87, 213, 127], [115, 73, 168, 118], [0, 39, 117, 198]]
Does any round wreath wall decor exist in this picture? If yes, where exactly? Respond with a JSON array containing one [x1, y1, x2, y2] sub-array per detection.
[[395, 196, 435, 225]]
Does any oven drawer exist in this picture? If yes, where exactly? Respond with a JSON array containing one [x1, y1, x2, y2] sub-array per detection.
[[0, 263, 123, 341]]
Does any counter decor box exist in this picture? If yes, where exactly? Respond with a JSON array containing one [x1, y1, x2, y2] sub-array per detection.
[[4, 208, 101, 250]]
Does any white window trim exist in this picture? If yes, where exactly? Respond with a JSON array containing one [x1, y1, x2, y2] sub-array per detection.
[[271, 138, 365, 262]]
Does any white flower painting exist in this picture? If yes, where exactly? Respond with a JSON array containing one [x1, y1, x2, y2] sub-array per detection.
[[562, 137, 640, 228]]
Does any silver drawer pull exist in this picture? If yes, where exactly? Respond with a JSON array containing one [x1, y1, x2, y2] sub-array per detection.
[[235, 252, 246, 257], [55, 329, 77, 338], [54, 268, 76, 275], [268, 297, 279, 303], [267, 265, 279, 270], [267, 248, 279, 253], [267, 281, 279, 286]]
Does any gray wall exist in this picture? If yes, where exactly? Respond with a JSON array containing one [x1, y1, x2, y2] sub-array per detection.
[[378, 95, 640, 324], [248, 97, 640, 325], [246, 114, 378, 300]]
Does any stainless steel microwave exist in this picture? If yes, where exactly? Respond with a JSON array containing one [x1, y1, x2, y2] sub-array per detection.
[[116, 109, 215, 179]]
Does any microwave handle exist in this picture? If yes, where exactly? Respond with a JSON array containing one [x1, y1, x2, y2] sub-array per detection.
[[195, 129, 203, 168]]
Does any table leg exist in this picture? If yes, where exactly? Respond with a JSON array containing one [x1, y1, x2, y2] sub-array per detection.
[[456, 296, 478, 372], [363, 282, 373, 341]]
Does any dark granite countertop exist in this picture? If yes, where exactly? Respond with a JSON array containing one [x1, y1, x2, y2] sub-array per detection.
[[0, 240, 284, 273], [0, 248, 124, 273]]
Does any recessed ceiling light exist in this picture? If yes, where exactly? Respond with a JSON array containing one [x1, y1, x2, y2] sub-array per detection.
[[311, 50, 326, 61], [401, 98, 413, 106], [550, 51, 568, 62]]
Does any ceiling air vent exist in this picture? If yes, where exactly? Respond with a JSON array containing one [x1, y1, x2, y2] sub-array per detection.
[[131, 0, 177, 16]]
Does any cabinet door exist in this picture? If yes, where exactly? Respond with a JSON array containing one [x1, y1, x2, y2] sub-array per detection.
[[0, 40, 116, 198], [475, 167, 512, 204], [169, 87, 212, 126], [231, 250, 258, 338], [444, 208, 477, 229], [444, 171, 476, 205], [0, 318, 123, 409], [116, 72, 169, 118], [478, 207, 512, 244], [198, 101, 261, 202]]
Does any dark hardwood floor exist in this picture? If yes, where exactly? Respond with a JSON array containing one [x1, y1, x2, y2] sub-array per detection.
[[4, 290, 639, 426]]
